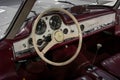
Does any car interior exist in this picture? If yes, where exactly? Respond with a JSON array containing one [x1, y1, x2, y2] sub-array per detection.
[[0, 0, 120, 80]]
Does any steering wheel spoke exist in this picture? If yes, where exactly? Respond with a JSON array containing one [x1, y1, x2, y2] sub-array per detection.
[[42, 39, 57, 54]]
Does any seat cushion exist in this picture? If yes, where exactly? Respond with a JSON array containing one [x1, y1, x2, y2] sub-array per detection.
[[101, 53, 120, 77], [75, 75, 93, 80], [86, 66, 118, 80], [75, 66, 118, 80]]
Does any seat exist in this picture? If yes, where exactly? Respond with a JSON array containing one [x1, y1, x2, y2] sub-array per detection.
[[75, 66, 118, 80], [75, 75, 93, 80], [101, 53, 120, 77]]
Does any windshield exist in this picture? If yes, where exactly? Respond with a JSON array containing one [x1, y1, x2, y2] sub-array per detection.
[[0, 0, 22, 39], [0, 0, 117, 39], [31, 0, 117, 14]]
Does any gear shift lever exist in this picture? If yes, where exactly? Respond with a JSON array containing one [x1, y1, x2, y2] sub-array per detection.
[[92, 43, 102, 64]]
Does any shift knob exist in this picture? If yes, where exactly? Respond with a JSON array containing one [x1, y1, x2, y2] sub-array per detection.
[[97, 43, 102, 50]]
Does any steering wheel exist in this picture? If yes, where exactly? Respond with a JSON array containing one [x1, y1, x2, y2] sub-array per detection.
[[32, 8, 82, 66]]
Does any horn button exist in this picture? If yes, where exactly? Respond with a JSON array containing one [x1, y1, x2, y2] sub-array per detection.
[[54, 31, 64, 42]]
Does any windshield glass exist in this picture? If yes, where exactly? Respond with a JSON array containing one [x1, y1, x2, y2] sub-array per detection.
[[31, 0, 117, 14], [0, 0, 22, 39], [0, 0, 117, 39]]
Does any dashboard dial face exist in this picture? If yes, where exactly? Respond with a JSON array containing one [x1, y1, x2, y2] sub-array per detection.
[[49, 15, 62, 30], [36, 19, 46, 35]]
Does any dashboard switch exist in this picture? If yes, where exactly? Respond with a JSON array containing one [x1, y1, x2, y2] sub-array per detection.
[[44, 34, 52, 42], [28, 38, 33, 45], [37, 39, 43, 46], [80, 24, 85, 31], [63, 28, 68, 34], [23, 44, 26, 48]]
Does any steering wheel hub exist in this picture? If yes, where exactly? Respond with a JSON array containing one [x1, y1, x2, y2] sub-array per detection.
[[54, 31, 64, 42]]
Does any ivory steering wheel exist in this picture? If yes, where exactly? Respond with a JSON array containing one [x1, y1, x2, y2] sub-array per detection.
[[32, 8, 82, 66]]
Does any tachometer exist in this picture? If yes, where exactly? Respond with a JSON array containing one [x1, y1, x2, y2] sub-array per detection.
[[36, 19, 46, 35], [49, 15, 62, 30]]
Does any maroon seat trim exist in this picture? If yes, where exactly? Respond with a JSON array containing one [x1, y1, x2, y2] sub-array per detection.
[[102, 53, 120, 77]]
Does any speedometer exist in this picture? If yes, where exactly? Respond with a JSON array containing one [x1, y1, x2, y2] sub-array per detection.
[[49, 15, 62, 30], [36, 19, 46, 35]]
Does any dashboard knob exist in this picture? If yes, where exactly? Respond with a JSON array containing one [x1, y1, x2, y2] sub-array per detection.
[[80, 24, 85, 31], [44, 34, 51, 42], [37, 39, 43, 45], [28, 38, 33, 45], [63, 28, 68, 34]]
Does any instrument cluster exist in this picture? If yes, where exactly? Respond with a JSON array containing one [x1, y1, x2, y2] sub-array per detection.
[[35, 15, 62, 35], [13, 14, 77, 57], [34, 14, 73, 46]]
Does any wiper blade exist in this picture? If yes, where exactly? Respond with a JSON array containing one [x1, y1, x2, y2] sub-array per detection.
[[58, 1, 75, 6]]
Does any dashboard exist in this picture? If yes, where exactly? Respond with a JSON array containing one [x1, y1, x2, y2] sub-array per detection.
[[13, 10, 116, 59]]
